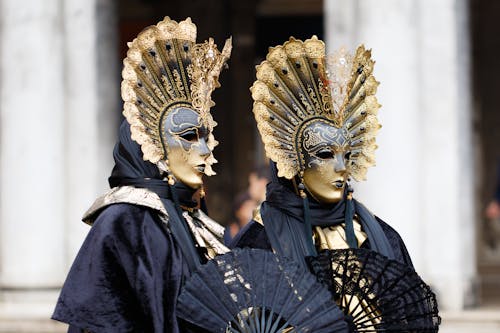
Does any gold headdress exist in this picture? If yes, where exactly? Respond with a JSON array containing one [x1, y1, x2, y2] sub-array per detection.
[[121, 17, 232, 165], [251, 36, 380, 181]]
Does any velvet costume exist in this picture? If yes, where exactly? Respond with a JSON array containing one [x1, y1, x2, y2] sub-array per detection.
[[53, 122, 208, 333]]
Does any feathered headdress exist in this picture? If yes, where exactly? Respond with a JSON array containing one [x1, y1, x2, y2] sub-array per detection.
[[251, 36, 380, 181], [121, 17, 232, 165]]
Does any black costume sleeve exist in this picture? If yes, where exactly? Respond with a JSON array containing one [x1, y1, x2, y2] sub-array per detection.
[[52, 203, 196, 333], [374, 217, 414, 268], [230, 221, 271, 250]]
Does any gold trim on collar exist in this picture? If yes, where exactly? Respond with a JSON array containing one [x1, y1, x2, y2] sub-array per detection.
[[82, 186, 167, 225]]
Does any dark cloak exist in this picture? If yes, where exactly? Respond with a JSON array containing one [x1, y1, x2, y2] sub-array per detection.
[[232, 163, 414, 268], [52, 121, 207, 333]]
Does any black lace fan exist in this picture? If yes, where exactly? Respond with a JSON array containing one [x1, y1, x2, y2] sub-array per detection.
[[306, 249, 441, 333], [177, 248, 348, 333]]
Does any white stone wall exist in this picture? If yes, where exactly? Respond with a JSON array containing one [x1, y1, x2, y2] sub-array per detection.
[[0, 0, 118, 317], [63, 0, 119, 268], [325, 0, 475, 310], [0, 0, 66, 289]]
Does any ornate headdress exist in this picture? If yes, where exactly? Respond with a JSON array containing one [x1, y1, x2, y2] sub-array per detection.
[[251, 36, 380, 181], [121, 17, 232, 167]]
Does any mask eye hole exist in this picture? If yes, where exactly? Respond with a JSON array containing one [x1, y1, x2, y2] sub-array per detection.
[[344, 152, 352, 160], [315, 149, 334, 160], [198, 126, 210, 141], [179, 130, 198, 142]]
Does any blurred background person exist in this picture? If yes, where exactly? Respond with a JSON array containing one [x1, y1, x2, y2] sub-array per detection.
[[234, 191, 257, 231], [224, 191, 256, 243], [485, 162, 500, 220], [225, 165, 270, 244], [248, 164, 271, 204], [484, 161, 500, 250]]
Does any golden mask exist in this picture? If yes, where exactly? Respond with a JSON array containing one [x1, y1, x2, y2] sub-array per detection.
[[163, 107, 216, 189], [120, 17, 231, 188], [251, 37, 380, 203], [300, 119, 351, 203]]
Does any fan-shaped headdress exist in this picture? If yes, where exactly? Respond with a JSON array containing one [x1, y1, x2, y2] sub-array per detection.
[[121, 17, 232, 167], [251, 36, 380, 181]]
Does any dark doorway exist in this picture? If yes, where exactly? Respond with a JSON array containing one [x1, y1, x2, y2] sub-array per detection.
[[470, 0, 500, 305], [255, 16, 324, 59]]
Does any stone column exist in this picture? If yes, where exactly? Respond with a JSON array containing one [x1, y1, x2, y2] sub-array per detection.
[[64, 0, 119, 265], [325, 0, 475, 310], [417, 0, 476, 310], [0, 0, 119, 319], [0, 0, 66, 289]]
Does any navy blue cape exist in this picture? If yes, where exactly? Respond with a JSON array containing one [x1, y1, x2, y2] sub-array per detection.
[[52, 203, 206, 333]]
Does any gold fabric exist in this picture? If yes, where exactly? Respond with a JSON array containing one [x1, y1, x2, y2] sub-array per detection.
[[252, 204, 264, 225], [83, 186, 167, 224], [313, 218, 367, 250], [82, 186, 228, 257], [183, 210, 229, 259]]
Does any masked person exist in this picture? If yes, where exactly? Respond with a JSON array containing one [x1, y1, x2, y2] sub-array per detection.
[[52, 17, 231, 333], [233, 36, 413, 268]]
